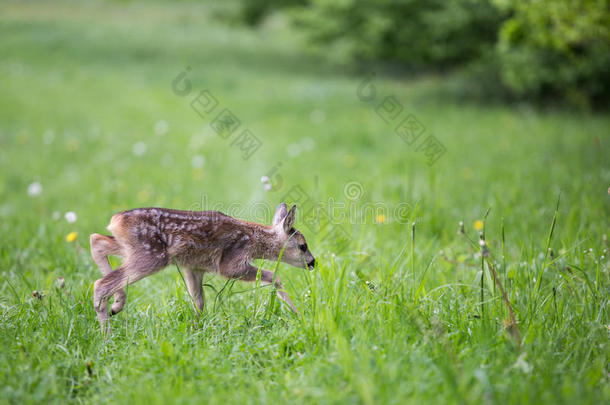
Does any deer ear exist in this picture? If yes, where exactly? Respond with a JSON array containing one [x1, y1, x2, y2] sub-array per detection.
[[272, 202, 288, 226], [282, 205, 297, 233]]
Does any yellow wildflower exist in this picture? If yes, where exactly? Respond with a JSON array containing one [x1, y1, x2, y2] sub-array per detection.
[[474, 220, 484, 231], [66, 232, 78, 242], [376, 214, 386, 223]]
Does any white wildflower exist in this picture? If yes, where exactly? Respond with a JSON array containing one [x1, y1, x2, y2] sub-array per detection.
[[154, 120, 169, 136], [27, 182, 42, 197], [132, 142, 147, 156], [191, 155, 205, 169], [64, 211, 77, 223]]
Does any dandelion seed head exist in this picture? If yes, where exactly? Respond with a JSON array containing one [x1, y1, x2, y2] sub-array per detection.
[[154, 120, 169, 136], [132, 142, 147, 156], [65, 211, 77, 223], [191, 155, 205, 169], [27, 182, 42, 197]]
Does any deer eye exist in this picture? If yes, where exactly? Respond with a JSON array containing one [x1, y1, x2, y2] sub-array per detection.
[[299, 243, 307, 252]]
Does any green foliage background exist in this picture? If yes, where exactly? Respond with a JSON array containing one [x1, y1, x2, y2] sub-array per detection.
[[239, 0, 610, 108]]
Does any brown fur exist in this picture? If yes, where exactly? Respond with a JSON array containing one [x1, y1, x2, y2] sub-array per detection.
[[91, 203, 315, 333]]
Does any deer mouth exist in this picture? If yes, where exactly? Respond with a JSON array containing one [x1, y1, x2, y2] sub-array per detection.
[[307, 258, 315, 270]]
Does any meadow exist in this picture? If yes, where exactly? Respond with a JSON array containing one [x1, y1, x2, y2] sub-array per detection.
[[0, 1, 608, 403]]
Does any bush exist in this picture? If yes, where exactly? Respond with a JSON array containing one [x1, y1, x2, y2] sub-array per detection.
[[238, 0, 610, 107], [495, 0, 610, 108], [266, 0, 503, 70]]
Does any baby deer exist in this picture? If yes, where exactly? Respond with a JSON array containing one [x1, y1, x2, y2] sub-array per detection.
[[90, 202, 315, 333]]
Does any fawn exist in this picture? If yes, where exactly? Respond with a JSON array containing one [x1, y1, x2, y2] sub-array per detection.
[[90, 202, 315, 333]]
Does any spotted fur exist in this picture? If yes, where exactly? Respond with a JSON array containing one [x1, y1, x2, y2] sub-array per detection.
[[91, 203, 315, 334]]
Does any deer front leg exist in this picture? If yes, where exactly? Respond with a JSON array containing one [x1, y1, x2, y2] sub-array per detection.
[[183, 268, 204, 313], [219, 253, 300, 315], [238, 265, 300, 315]]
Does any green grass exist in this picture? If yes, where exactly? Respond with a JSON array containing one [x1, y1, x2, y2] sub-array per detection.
[[0, 1, 608, 403]]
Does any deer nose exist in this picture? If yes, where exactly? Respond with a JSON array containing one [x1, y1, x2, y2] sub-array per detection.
[[307, 258, 315, 269]]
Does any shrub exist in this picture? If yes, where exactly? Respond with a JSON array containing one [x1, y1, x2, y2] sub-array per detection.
[[237, 0, 610, 107], [495, 0, 610, 108]]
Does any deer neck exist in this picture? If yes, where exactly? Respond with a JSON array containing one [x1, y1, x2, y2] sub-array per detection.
[[249, 224, 283, 262]]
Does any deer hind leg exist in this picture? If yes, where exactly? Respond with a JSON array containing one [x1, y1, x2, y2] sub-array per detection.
[[90, 233, 127, 315], [93, 252, 169, 333], [183, 268, 204, 313]]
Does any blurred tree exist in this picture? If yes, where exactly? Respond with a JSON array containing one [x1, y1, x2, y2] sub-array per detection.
[[242, 0, 503, 70], [238, 0, 610, 107], [495, 0, 610, 108], [240, 0, 307, 26], [297, 0, 503, 70]]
